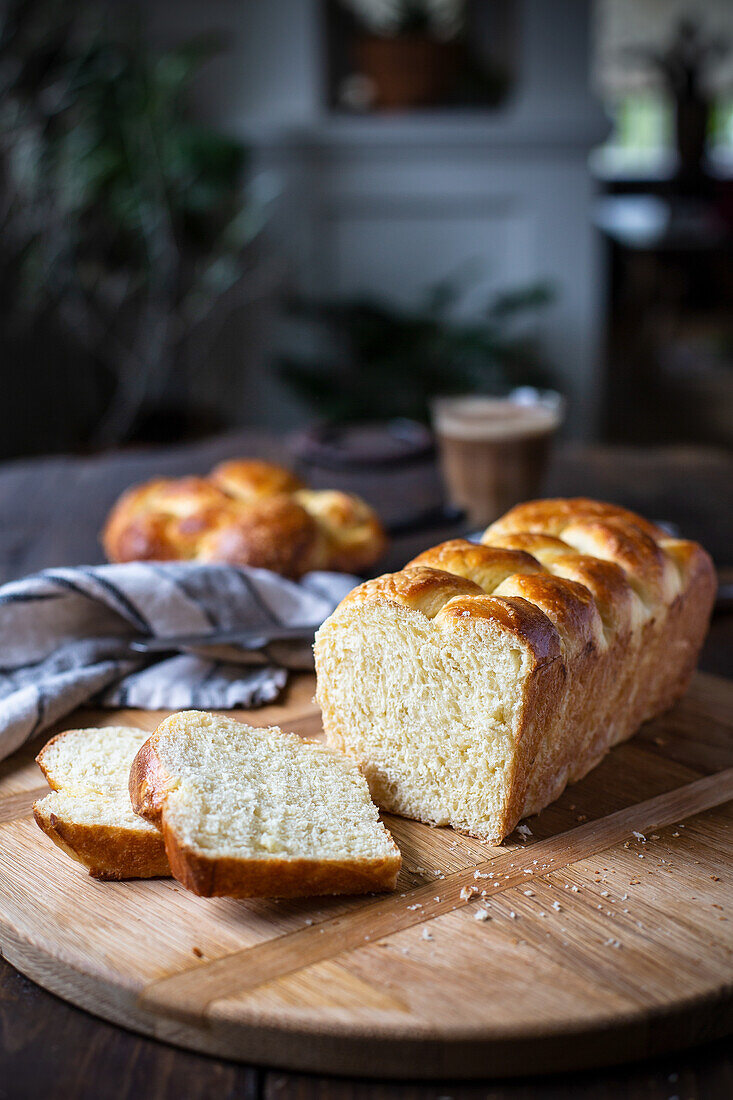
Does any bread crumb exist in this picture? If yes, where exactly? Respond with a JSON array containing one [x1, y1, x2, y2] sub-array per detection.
[[517, 823, 532, 838], [460, 885, 478, 901], [633, 831, 646, 842], [605, 938, 622, 949], [523, 889, 534, 896], [552, 901, 562, 911], [422, 928, 434, 940], [192, 946, 203, 958], [474, 908, 491, 922]]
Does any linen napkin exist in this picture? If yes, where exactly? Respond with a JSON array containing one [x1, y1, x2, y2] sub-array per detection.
[[0, 562, 356, 762]]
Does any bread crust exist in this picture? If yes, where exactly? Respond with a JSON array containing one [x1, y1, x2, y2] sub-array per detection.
[[130, 723, 401, 898], [102, 459, 386, 577], [128, 737, 175, 827], [294, 490, 388, 573], [315, 498, 716, 842], [34, 727, 170, 879], [33, 799, 170, 880], [158, 833, 400, 898], [210, 459, 305, 501], [197, 495, 323, 578]]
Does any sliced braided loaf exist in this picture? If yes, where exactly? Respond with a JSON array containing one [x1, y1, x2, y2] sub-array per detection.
[[314, 498, 715, 842]]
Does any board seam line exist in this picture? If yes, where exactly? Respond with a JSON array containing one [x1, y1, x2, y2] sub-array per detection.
[[138, 766, 733, 1019]]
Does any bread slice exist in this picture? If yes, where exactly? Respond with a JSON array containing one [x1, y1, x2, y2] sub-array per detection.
[[34, 726, 170, 880], [129, 711, 401, 898]]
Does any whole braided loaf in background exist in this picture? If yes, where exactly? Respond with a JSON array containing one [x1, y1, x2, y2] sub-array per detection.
[[314, 498, 716, 842], [102, 459, 386, 579]]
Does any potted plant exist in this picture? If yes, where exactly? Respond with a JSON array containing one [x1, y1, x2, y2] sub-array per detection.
[[624, 17, 730, 191], [342, 0, 463, 110], [278, 277, 557, 424], [0, 0, 272, 450]]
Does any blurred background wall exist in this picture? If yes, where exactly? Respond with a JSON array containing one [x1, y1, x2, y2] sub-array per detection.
[[1, 0, 732, 459]]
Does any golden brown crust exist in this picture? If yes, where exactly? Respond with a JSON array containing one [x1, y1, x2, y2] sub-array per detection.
[[210, 459, 305, 501], [34, 727, 171, 880], [130, 726, 401, 898], [342, 566, 484, 619], [128, 738, 174, 827], [102, 478, 233, 563], [197, 495, 323, 578], [484, 531, 581, 563], [295, 490, 387, 573], [161, 828, 399, 898], [486, 497, 667, 541], [35, 732, 66, 791], [435, 593, 562, 666], [540, 554, 641, 636], [408, 540, 544, 592], [33, 800, 169, 880], [102, 460, 386, 577], [492, 573, 604, 657], [484, 532, 645, 635], [559, 518, 680, 607]]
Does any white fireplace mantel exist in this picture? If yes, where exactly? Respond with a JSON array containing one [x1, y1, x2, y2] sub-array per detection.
[[153, 0, 609, 437]]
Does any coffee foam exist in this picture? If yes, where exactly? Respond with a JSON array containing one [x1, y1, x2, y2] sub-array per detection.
[[433, 395, 561, 441]]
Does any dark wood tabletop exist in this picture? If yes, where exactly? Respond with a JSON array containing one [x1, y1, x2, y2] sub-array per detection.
[[1, 434, 732, 1100]]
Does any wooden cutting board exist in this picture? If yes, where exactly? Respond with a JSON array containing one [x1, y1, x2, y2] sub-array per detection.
[[1, 672, 732, 1079]]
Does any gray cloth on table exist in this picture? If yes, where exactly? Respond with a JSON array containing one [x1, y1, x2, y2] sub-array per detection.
[[0, 562, 356, 762]]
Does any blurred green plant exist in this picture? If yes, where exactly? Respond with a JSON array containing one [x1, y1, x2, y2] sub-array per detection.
[[0, 0, 270, 447], [279, 278, 556, 423]]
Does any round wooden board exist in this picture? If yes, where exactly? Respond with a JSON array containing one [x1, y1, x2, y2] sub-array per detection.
[[1, 672, 732, 1080]]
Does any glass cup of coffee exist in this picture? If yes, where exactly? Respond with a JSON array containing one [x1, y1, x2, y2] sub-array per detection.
[[431, 389, 564, 529]]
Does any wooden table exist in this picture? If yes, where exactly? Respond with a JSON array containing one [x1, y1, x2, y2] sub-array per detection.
[[1, 435, 732, 1099]]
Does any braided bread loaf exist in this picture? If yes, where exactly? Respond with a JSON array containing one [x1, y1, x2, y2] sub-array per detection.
[[102, 460, 386, 579], [314, 498, 716, 842]]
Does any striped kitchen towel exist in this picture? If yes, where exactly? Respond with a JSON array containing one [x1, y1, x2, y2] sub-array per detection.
[[0, 562, 356, 762]]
